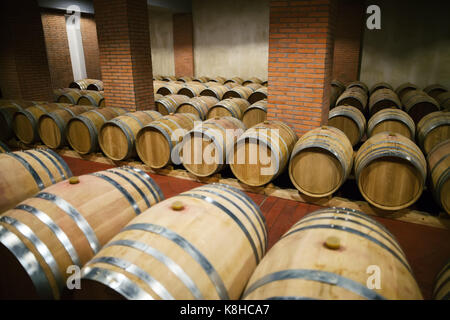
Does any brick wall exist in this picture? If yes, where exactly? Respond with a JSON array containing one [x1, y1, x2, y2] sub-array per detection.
[[173, 13, 194, 77], [0, 15, 21, 99], [331, 0, 364, 84], [81, 14, 101, 80], [94, 0, 154, 111], [267, 0, 337, 136]]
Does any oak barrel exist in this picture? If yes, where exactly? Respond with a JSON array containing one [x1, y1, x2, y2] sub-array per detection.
[[223, 86, 254, 100], [433, 261, 450, 300], [75, 183, 266, 300], [243, 207, 423, 300], [330, 82, 345, 108], [200, 85, 229, 100], [175, 96, 218, 120], [243, 83, 263, 91], [242, 100, 268, 129], [0, 148, 72, 213], [0, 104, 24, 141], [181, 117, 246, 177], [69, 79, 93, 90], [404, 93, 440, 124], [192, 76, 210, 83], [162, 76, 177, 82], [423, 84, 448, 100], [0, 141, 10, 153], [230, 120, 297, 186], [346, 81, 369, 94], [77, 91, 105, 108], [86, 80, 104, 91], [177, 83, 206, 98], [427, 140, 450, 215], [368, 88, 402, 116], [336, 87, 368, 114], [38, 105, 94, 149], [289, 126, 353, 197], [367, 108, 415, 140], [136, 113, 200, 169], [224, 77, 244, 85], [243, 77, 263, 85], [210, 76, 227, 84], [436, 92, 450, 111], [177, 76, 193, 83], [355, 132, 427, 211], [0, 166, 163, 299], [153, 75, 164, 81], [328, 105, 366, 146], [66, 107, 126, 154], [395, 82, 419, 100], [248, 87, 268, 104], [157, 83, 184, 96], [224, 82, 240, 89], [155, 94, 190, 115], [207, 98, 250, 120], [99, 110, 162, 161], [417, 111, 450, 155], [56, 90, 82, 105], [369, 82, 394, 95]]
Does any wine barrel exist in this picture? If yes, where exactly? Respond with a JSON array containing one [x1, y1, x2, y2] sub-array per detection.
[[99, 111, 162, 161], [242, 100, 267, 129], [330, 82, 345, 109], [155, 95, 190, 115], [56, 90, 82, 105], [0, 166, 164, 299], [177, 83, 206, 98], [200, 85, 229, 100], [331, 79, 345, 90], [404, 92, 440, 124], [243, 77, 263, 85], [69, 79, 90, 90], [223, 86, 254, 100], [355, 132, 427, 210], [210, 76, 227, 84], [153, 75, 164, 81], [13, 103, 70, 144], [153, 81, 165, 94], [224, 77, 244, 85], [244, 83, 263, 91], [427, 140, 450, 215], [0, 104, 24, 141], [203, 81, 222, 88], [396, 82, 419, 101], [207, 98, 250, 120], [136, 113, 199, 169], [367, 108, 415, 140], [433, 261, 450, 300], [423, 84, 448, 100], [86, 80, 104, 91], [400, 89, 426, 106], [38, 105, 94, 149], [192, 76, 210, 83], [156, 83, 184, 96], [0, 141, 10, 153], [230, 120, 297, 186], [368, 88, 402, 116], [77, 91, 105, 108], [346, 81, 369, 94], [176, 76, 193, 83], [417, 111, 450, 155], [181, 117, 246, 177], [224, 82, 240, 89], [369, 82, 393, 95], [154, 93, 163, 101], [175, 96, 218, 120], [67, 107, 126, 154], [336, 87, 368, 114], [74, 183, 266, 300], [436, 92, 450, 111], [248, 87, 268, 104], [261, 80, 268, 87], [289, 126, 353, 197], [0, 148, 72, 213], [162, 76, 177, 82], [328, 105, 366, 146], [243, 207, 422, 300]]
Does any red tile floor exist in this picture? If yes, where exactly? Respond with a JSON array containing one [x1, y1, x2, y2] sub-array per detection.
[[63, 156, 450, 300]]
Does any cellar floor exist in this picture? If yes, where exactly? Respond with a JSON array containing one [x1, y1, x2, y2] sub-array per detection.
[[62, 155, 450, 300]]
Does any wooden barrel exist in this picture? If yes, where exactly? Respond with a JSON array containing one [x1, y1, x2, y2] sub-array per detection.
[[248, 87, 268, 104], [224, 77, 244, 85], [154, 93, 163, 101], [404, 93, 440, 124], [417, 111, 450, 155], [210, 76, 227, 84], [243, 77, 263, 85], [56, 90, 82, 105], [136, 113, 200, 169], [242, 100, 268, 129], [423, 84, 448, 100], [437, 92, 450, 111], [368, 88, 402, 116], [203, 81, 222, 88], [207, 98, 250, 120], [0, 166, 164, 299], [328, 105, 366, 146], [200, 85, 229, 100], [155, 95, 190, 115], [396, 82, 419, 101], [177, 83, 206, 98], [86, 80, 104, 91], [67, 107, 126, 154], [261, 80, 268, 87], [153, 81, 165, 94], [330, 83, 345, 109], [346, 81, 369, 94], [433, 261, 450, 300], [244, 83, 263, 91], [38, 105, 94, 149], [0, 104, 24, 141], [162, 76, 177, 82], [400, 89, 426, 106], [175, 96, 218, 120], [99, 111, 162, 161], [369, 82, 394, 95], [77, 91, 105, 108], [289, 126, 353, 197], [230, 121, 297, 186], [336, 88, 368, 114], [13, 103, 70, 144], [0, 148, 72, 213], [243, 207, 422, 300], [427, 140, 450, 215], [192, 76, 210, 83], [367, 108, 415, 140], [181, 117, 246, 177], [224, 82, 240, 89], [177, 76, 193, 83], [153, 75, 164, 81], [156, 83, 184, 96], [0, 141, 10, 153], [74, 183, 266, 300], [223, 86, 253, 100], [69, 79, 90, 90], [355, 132, 427, 211]]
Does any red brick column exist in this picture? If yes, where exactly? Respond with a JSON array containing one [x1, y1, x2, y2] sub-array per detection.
[[0, 0, 53, 101], [332, 0, 364, 84], [267, 0, 337, 136], [93, 0, 154, 111], [173, 13, 195, 78]]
